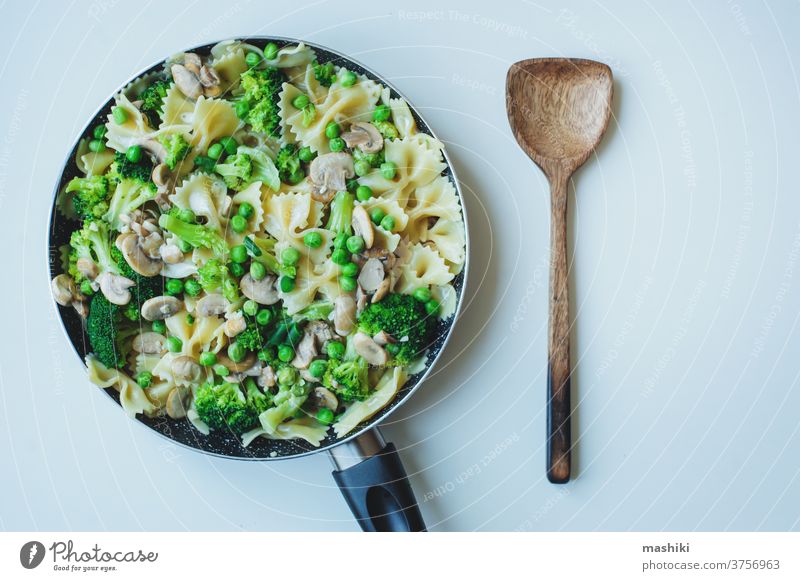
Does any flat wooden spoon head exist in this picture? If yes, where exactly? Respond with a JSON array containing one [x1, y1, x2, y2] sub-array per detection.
[[506, 58, 613, 176]]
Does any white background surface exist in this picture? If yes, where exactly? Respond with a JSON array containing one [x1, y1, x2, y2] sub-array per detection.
[[1, 0, 799, 531]]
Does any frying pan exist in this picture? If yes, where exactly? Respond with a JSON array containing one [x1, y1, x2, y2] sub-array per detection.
[[48, 37, 469, 532]]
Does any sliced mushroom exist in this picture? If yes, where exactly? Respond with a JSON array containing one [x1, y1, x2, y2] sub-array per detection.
[[224, 312, 247, 337], [182, 53, 202, 75], [341, 122, 383, 154], [170, 356, 203, 383], [76, 258, 99, 280], [306, 320, 334, 344], [171, 63, 203, 99], [73, 300, 90, 318], [159, 243, 183, 264], [258, 365, 276, 389], [333, 294, 356, 336], [372, 330, 395, 346], [196, 294, 229, 317], [311, 387, 338, 412], [358, 258, 385, 292], [152, 163, 173, 189], [132, 332, 167, 354], [199, 65, 220, 88], [356, 284, 368, 315], [216, 351, 257, 374], [371, 278, 391, 303], [117, 232, 162, 277], [241, 273, 279, 305], [291, 331, 317, 369], [97, 272, 135, 305], [141, 295, 182, 321], [351, 205, 375, 249], [309, 152, 354, 203], [166, 387, 189, 419], [137, 137, 168, 164], [352, 332, 388, 366], [51, 274, 77, 306]]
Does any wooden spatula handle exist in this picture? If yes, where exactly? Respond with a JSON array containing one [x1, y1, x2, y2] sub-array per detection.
[[547, 171, 572, 484]]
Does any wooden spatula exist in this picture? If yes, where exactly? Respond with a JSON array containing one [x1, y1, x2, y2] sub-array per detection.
[[506, 58, 613, 483]]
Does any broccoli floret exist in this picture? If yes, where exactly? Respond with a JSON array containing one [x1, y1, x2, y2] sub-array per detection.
[[275, 144, 304, 184], [326, 190, 354, 235], [196, 258, 239, 303], [259, 369, 310, 433], [86, 293, 136, 369], [103, 179, 157, 230], [159, 133, 191, 170], [235, 316, 266, 352], [214, 152, 253, 190], [249, 236, 296, 279], [236, 146, 280, 190], [358, 293, 435, 364], [69, 220, 118, 280], [107, 151, 153, 183], [294, 301, 334, 323], [373, 120, 399, 140], [110, 246, 164, 321], [194, 381, 260, 435], [138, 79, 170, 128], [239, 67, 285, 136], [158, 213, 228, 258], [244, 377, 271, 416], [66, 176, 110, 220], [312, 61, 336, 87], [322, 356, 370, 402], [352, 148, 385, 168]]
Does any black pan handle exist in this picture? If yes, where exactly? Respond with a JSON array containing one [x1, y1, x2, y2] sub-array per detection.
[[329, 428, 426, 532]]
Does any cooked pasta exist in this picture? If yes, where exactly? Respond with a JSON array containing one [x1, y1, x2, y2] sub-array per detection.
[[52, 39, 465, 446]]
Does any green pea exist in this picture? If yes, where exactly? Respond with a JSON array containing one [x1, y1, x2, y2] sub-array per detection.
[[228, 342, 246, 363], [279, 276, 295, 292], [278, 344, 295, 362], [264, 42, 279, 60], [219, 136, 238, 155], [373, 104, 391, 122], [136, 371, 153, 388], [339, 276, 357, 292], [346, 235, 365, 254], [125, 145, 141, 162], [234, 100, 250, 119], [243, 300, 258, 316], [229, 262, 245, 277], [207, 143, 224, 160], [165, 278, 184, 295], [256, 309, 273, 326], [250, 260, 267, 280], [152, 320, 166, 334], [230, 245, 248, 263], [112, 106, 128, 125], [325, 122, 341, 139], [199, 351, 217, 366], [380, 215, 396, 232], [380, 161, 397, 179], [340, 70, 357, 87], [326, 341, 345, 359], [280, 247, 301, 266], [213, 363, 230, 376], [328, 137, 345, 152], [356, 185, 373, 201], [317, 407, 335, 425], [237, 202, 254, 218], [88, 139, 105, 152], [425, 299, 441, 316], [341, 262, 358, 278], [331, 248, 350, 265], [177, 238, 192, 252], [166, 336, 182, 353], [413, 287, 432, 303], [186, 313, 195, 325], [245, 51, 261, 67], [292, 94, 310, 109], [309, 359, 327, 378], [257, 346, 276, 361], [303, 231, 323, 248], [93, 125, 107, 139], [178, 208, 195, 223], [298, 146, 316, 163], [354, 159, 371, 177], [182, 279, 200, 297], [370, 208, 386, 225], [231, 214, 248, 233], [333, 232, 349, 250]]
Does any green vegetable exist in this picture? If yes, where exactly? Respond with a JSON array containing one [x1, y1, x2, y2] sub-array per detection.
[[325, 122, 340, 139], [331, 248, 350, 265], [258, 372, 310, 434], [309, 359, 327, 379], [322, 355, 370, 401], [231, 214, 248, 233], [239, 66, 285, 136], [281, 247, 301, 266], [339, 276, 357, 292], [380, 161, 397, 179], [230, 244, 248, 264], [353, 148, 385, 168], [199, 352, 217, 366], [167, 336, 182, 353], [328, 137, 345, 152], [369, 207, 385, 225], [380, 215, 396, 232], [298, 146, 316, 163], [341, 262, 358, 277], [178, 208, 195, 223], [196, 259, 239, 302], [256, 309, 273, 326], [136, 371, 153, 388], [107, 150, 153, 184], [213, 364, 230, 377], [412, 287, 432, 303], [249, 236, 297, 279], [354, 159, 371, 177], [238, 202, 254, 218], [340, 70, 357, 87], [229, 262, 245, 277], [93, 125, 107, 139], [243, 300, 258, 317], [373, 104, 391, 122], [194, 381, 269, 435], [152, 320, 166, 334], [374, 120, 400, 140], [264, 42, 279, 60], [278, 344, 294, 362], [86, 293, 137, 368], [68, 220, 118, 283], [302, 103, 316, 127], [245, 51, 261, 68], [228, 342, 246, 363], [65, 175, 110, 220], [425, 300, 440, 316], [356, 185, 373, 201], [193, 155, 217, 173], [326, 190, 354, 235], [213, 151, 252, 190], [88, 139, 105, 152], [219, 136, 238, 155], [275, 144, 304, 184], [207, 143, 224, 160], [313, 60, 336, 87], [333, 232, 348, 250], [317, 407, 335, 424], [102, 179, 157, 230], [184, 278, 201, 297], [137, 79, 169, 127], [294, 301, 335, 323], [165, 278, 183, 295], [292, 94, 310, 109], [359, 293, 435, 364], [250, 260, 266, 280], [159, 134, 191, 170], [303, 231, 322, 248], [125, 145, 142, 163], [112, 106, 128, 125], [346, 235, 365, 254], [158, 213, 228, 258], [279, 276, 295, 292], [326, 341, 345, 359]]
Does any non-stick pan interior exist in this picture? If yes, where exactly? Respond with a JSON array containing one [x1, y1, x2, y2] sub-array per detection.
[[48, 37, 467, 459]]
